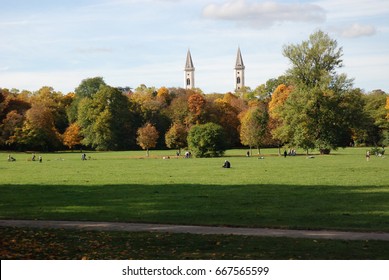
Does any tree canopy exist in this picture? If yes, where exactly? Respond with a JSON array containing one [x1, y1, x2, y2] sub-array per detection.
[[1, 31, 388, 153]]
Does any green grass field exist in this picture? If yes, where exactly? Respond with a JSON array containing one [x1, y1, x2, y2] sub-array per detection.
[[1, 148, 389, 259]]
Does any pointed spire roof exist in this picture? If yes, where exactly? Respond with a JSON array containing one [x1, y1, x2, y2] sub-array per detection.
[[235, 47, 245, 70], [185, 49, 195, 71]]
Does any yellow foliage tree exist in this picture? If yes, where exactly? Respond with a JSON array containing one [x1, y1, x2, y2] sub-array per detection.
[[268, 84, 292, 119], [386, 96, 389, 120]]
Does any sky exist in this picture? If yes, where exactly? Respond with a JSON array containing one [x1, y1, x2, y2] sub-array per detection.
[[0, 0, 388, 94]]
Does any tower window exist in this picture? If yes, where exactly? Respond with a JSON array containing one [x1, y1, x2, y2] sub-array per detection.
[[187, 78, 191, 86], [237, 77, 241, 84]]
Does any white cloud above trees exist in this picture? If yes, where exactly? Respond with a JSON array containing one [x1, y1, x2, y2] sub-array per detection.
[[335, 23, 377, 38], [202, 0, 326, 28]]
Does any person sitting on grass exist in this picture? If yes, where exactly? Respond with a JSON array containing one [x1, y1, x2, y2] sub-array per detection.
[[222, 160, 231, 168]]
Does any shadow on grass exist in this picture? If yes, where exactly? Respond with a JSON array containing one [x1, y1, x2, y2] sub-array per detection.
[[1, 183, 389, 232]]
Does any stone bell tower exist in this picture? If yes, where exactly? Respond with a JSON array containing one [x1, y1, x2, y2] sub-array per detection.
[[185, 49, 195, 89], [234, 47, 245, 91]]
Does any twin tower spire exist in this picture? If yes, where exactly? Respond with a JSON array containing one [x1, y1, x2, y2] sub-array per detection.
[[185, 48, 245, 91]]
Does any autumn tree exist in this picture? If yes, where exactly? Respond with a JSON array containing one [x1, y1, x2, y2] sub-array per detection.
[[16, 103, 62, 151], [239, 103, 269, 155], [0, 110, 25, 148], [63, 123, 82, 150], [165, 123, 187, 153], [386, 97, 389, 119], [130, 84, 170, 147], [137, 122, 159, 157], [268, 84, 292, 154], [187, 92, 206, 124], [0, 89, 31, 149], [156, 86, 170, 105], [212, 98, 240, 147], [30, 86, 69, 134], [165, 91, 190, 126]]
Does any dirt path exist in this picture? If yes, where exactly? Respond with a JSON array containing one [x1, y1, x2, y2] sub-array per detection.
[[1, 219, 389, 241]]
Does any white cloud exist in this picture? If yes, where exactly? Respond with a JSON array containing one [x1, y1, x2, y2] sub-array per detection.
[[335, 23, 377, 38], [202, 0, 326, 28]]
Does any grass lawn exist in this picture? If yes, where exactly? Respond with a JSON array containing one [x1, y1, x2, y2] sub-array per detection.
[[1, 148, 388, 259]]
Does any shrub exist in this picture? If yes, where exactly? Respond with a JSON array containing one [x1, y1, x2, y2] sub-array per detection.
[[187, 122, 226, 157]]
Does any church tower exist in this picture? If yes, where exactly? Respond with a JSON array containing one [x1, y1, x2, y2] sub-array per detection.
[[185, 49, 195, 89], [234, 47, 245, 91]]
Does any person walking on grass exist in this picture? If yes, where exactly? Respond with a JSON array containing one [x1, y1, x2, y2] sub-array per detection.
[[366, 150, 370, 161]]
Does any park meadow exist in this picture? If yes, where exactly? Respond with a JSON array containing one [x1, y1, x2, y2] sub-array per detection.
[[1, 148, 389, 259]]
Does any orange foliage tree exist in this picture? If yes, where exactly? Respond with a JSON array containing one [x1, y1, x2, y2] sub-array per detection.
[[63, 123, 82, 150], [268, 84, 292, 154], [187, 93, 206, 124], [136, 122, 159, 157]]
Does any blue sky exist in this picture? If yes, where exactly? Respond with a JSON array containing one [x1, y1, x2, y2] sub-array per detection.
[[0, 0, 388, 93]]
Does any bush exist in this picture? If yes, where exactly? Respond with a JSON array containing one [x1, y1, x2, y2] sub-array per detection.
[[187, 122, 226, 157]]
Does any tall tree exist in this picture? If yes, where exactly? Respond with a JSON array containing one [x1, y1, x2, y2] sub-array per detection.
[[279, 30, 360, 153], [283, 30, 343, 88], [268, 84, 293, 154], [136, 122, 159, 157], [68, 77, 106, 123], [239, 103, 269, 155], [361, 90, 389, 146], [187, 93, 206, 124], [75, 77, 106, 99], [77, 86, 133, 150]]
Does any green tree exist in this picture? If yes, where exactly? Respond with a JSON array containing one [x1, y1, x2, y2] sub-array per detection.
[[75, 77, 106, 99], [283, 30, 343, 88], [68, 77, 106, 123], [361, 90, 389, 146], [279, 30, 360, 153], [77, 86, 132, 150], [187, 122, 226, 157]]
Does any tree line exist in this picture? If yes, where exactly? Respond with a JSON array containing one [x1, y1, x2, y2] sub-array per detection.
[[1, 31, 388, 156]]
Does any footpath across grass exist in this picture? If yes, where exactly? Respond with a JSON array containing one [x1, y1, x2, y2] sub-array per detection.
[[1, 227, 389, 260]]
